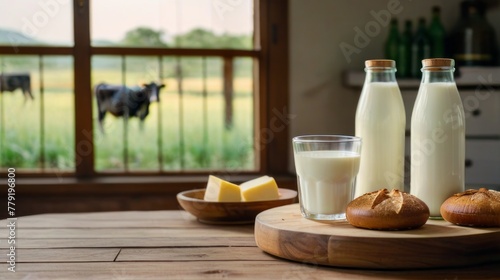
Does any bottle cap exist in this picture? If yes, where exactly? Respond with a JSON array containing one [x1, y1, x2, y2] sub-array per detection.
[[422, 58, 455, 68], [365, 59, 395, 68]]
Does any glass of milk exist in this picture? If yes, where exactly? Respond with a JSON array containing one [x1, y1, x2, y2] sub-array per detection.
[[292, 135, 361, 221]]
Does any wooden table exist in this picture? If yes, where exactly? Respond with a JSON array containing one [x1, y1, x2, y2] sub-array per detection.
[[1, 209, 499, 279]]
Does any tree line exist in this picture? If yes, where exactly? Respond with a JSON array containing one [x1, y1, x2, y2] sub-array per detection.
[[1, 27, 253, 78], [113, 27, 252, 49]]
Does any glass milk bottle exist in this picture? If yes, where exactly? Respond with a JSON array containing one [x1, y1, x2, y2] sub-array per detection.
[[411, 58, 465, 218], [355, 60, 406, 198]]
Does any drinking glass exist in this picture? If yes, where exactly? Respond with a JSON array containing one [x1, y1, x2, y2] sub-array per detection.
[[292, 135, 362, 221]]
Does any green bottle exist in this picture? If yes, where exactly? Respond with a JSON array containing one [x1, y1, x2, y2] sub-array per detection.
[[385, 19, 400, 62], [398, 20, 413, 78], [411, 18, 431, 78], [429, 6, 446, 57]]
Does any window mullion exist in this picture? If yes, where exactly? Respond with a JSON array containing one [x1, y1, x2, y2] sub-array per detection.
[[73, 0, 94, 177]]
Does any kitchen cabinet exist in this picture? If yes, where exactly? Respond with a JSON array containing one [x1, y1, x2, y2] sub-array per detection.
[[345, 67, 500, 188]]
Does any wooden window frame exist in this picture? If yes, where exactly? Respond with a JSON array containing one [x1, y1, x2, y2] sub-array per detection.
[[0, 0, 291, 216]]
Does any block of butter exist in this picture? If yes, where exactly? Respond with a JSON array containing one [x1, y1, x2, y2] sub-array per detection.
[[204, 175, 241, 202], [240, 176, 280, 202]]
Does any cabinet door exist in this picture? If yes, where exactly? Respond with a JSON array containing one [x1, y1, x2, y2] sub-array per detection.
[[402, 89, 500, 136], [404, 138, 500, 186], [465, 140, 500, 185], [460, 90, 500, 136]]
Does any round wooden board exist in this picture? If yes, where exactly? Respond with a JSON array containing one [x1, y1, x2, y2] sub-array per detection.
[[255, 204, 500, 269]]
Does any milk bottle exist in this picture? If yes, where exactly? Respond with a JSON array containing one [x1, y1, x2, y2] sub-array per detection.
[[355, 60, 406, 198], [411, 58, 465, 218]]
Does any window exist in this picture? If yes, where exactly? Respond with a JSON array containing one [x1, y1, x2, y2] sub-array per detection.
[[0, 0, 289, 179]]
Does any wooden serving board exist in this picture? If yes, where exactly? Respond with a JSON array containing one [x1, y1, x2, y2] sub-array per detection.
[[255, 204, 500, 269]]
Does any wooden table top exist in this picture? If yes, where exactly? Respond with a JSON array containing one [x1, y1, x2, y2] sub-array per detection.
[[1, 210, 499, 279]]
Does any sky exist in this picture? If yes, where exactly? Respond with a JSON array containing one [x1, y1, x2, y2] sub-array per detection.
[[0, 0, 253, 45]]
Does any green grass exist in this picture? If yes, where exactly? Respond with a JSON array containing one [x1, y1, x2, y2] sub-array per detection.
[[0, 68, 255, 172], [94, 88, 255, 171], [0, 89, 74, 170]]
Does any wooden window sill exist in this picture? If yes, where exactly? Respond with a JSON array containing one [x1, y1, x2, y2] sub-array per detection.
[[17, 174, 298, 194], [11, 174, 297, 219]]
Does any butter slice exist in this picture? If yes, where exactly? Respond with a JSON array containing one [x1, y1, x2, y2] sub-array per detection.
[[240, 176, 280, 202], [204, 175, 241, 202]]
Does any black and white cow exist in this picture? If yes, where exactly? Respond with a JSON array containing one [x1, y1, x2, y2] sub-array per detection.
[[0, 73, 33, 101], [95, 82, 165, 132]]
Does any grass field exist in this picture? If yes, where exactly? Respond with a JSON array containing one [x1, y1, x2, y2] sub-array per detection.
[[0, 65, 255, 171], [94, 76, 255, 171]]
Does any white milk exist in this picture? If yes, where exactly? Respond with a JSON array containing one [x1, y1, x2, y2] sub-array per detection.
[[411, 82, 465, 217], [294, 150, 360, 215], [355, 82, 406, 198]]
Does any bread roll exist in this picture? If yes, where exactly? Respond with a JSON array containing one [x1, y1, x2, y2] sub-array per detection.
[[346, 189, 430, 230], [440, 188, 500, 227]]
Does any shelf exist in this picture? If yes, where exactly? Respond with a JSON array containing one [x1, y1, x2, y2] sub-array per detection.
[[344, 67, 500, 89]]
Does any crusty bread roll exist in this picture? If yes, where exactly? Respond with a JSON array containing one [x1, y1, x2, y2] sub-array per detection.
[[440, 188, 500, 227], [346, 189, 430, 230]]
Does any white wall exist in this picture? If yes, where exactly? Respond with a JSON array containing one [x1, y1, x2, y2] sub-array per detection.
[[288, 0, 500, 171]]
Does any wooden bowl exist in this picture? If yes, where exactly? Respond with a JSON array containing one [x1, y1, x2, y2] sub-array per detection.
[[177, 188, 297, 224]]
